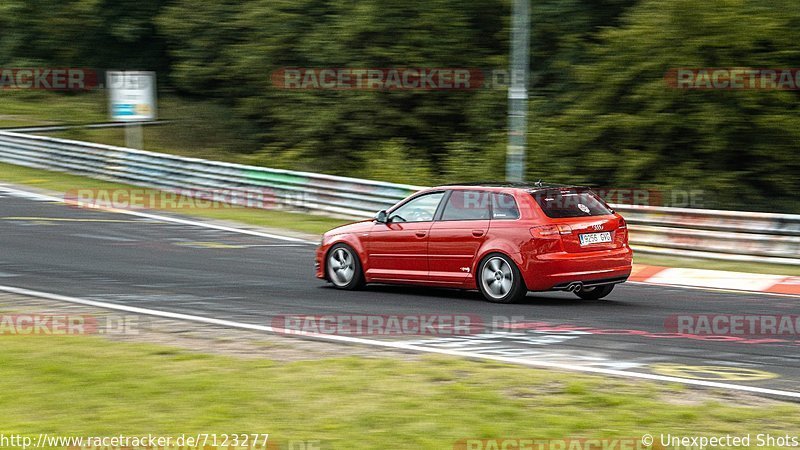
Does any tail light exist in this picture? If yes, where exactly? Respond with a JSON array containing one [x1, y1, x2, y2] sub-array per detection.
[[530, 225, 572, 238], [616, 216, 629, 245], [530, 225, 559, 238], [530, 225, 564, 254]]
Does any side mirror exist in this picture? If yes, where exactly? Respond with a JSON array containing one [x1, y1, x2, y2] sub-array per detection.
[[374, 210, 388, 223]]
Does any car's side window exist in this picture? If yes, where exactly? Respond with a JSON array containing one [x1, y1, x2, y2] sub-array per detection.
[[492, 193, 520, 219], [388, 192, 445, 223], [440, 190, 491, 221]]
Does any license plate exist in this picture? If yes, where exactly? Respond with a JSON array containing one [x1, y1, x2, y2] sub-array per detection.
[[579, 232, 612, 246]]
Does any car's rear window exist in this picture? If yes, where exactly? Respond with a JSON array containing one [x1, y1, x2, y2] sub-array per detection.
[[531, 188, 613, 218]]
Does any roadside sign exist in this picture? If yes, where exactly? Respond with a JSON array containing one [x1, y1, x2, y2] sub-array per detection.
[[107, 71, 157, 122]]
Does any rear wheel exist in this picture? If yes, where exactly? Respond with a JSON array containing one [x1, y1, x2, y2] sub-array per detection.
[[477, 253, 527, 303], [575, 284, 614, 300], [326, 244, 365, 290]]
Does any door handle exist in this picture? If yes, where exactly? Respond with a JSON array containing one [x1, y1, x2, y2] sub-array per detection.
[[472, 230, 485, 237], [415, 231, 427, 238]]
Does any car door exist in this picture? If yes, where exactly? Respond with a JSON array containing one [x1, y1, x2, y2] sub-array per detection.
[[428, 190, 492, 285], [366, 191, 446, 282]]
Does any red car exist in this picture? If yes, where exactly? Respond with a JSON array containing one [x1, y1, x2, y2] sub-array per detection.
[[315, 183, 633, 303]]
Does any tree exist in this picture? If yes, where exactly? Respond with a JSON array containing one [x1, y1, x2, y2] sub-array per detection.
[[529, 0, 800, 211]]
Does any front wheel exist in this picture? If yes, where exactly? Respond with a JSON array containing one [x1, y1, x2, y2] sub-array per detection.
[[575, 284, 614, 300], [477, 253, 527, 303], [326, 244, 365, 290]]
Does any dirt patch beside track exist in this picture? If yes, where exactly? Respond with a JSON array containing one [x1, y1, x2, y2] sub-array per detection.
[[0, 293, 421, 362]]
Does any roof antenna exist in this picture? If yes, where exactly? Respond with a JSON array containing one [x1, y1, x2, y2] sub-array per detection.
[[534, 179, 543, 187]]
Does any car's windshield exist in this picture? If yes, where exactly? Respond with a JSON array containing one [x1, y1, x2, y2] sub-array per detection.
[[532, 188, 613, 218]]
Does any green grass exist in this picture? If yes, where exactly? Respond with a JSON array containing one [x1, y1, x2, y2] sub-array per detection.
[[0, 91, 108, 126], [50, 126, 211, 157], [1, 91, 261, 162], [1, 335, 798, 449], [0, 162, 349, 235], [49, 124, 260, 165], [0, 117, 50, 128]]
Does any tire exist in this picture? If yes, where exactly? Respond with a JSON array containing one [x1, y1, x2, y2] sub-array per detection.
[[477, 253, 527, 303], [326, 243, 365, 290], [575, 284, 614, 300]]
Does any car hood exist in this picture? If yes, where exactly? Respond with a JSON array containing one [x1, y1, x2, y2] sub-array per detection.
[[324, 219, 374, 237]]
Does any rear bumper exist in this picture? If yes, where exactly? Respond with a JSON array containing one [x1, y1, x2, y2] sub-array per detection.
[[519, 246, 633, 291]]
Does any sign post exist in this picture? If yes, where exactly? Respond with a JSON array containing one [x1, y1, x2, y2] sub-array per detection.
[[506, 0, 530, 182], [107, 71, 157, 150]]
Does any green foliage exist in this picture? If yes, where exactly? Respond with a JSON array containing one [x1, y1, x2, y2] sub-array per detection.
[[1, 0, 798, 211], [157, 0, 510, 173], [529, 0, 800, 211], [356, 139, 434, 185], [0, 0, 169, 71], [441, 135, 507, 183]]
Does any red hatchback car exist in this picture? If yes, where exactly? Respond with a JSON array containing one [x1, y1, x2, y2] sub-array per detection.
[[315, 183, 633, 303]]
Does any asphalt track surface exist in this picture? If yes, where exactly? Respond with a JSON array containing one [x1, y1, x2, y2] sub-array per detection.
[[0, 185, 798, 399]]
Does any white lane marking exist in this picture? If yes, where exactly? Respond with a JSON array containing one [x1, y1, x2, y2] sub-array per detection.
[[3, 216, 140, 223], [173, 241, 309, 250], [627, 281, 800, 298], [0, 185, 316, 244], [0, 283, 798, 400], [646, 267, 785, 292]]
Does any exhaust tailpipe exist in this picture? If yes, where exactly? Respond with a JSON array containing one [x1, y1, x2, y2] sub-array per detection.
[[566, 282, 583, 293]]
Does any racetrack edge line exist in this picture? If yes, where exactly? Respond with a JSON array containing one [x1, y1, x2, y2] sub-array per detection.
[[0, 283, 798, 401], [626, 281, 800, 298], [0, 184, 316, 244]]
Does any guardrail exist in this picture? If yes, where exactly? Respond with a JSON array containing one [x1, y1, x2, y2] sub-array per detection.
[[612, 207, 800, 265], [0, 120, 170, 133], [0, 131, 421, 218], [0, 131, 798, 265]]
